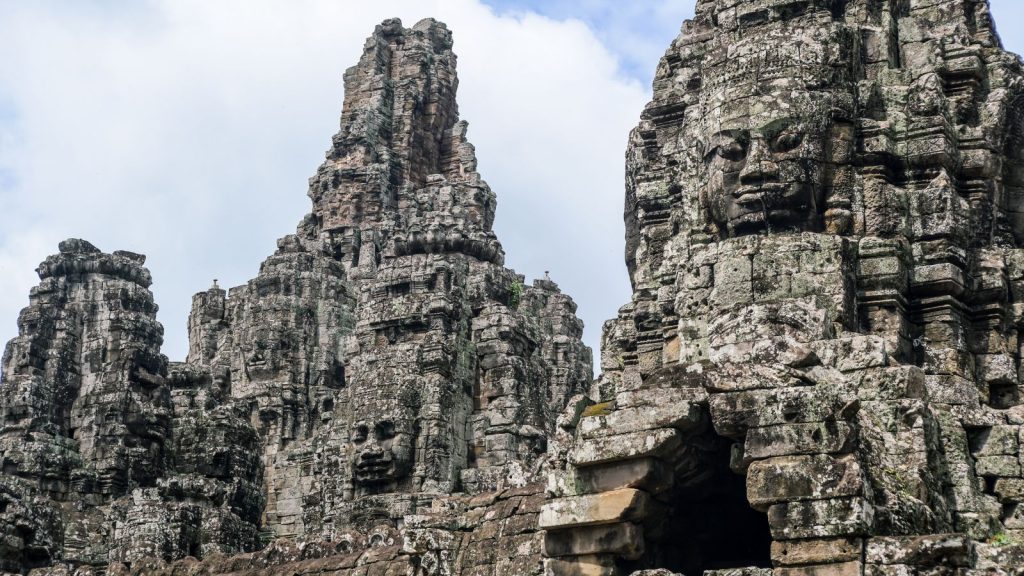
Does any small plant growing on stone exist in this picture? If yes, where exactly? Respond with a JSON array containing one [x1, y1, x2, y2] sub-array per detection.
[[509, 280, 524, 310], [582, 401, 615, 417], [990, 533, 1017, 547]]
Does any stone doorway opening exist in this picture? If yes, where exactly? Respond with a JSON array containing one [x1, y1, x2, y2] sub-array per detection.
[[622, 425, 773, 575]]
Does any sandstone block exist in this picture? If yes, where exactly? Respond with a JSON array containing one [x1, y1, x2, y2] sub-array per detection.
[[710, 388, 843, 438], [969, 426, 1020, 457], [812, 336, 888, 373], [539, 489, 652, 530], [544, 555, 616, 576], [768, 497, 873, 540], [865, 534, 973, 567], [771, 538, 863, 566], [543, 523, 643, 559], [855, 367, 927, 401], [569, 429, 682, 468], [576, 458, 674, 496], [744, 422, 855, 461], [578, 402, 704, 439], [774, 561, 863, 576], [974, 456, 1021, 478], [748, 455, 865, 510], [994, 479, 1024, 501]]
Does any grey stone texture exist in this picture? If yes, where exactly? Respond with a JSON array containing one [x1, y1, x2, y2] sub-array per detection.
[[0, 18, 590, 575], [7, 1, 1024, 575], [542, 1, 1024, 575]]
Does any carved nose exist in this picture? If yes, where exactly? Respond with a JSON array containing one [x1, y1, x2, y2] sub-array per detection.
[[739, 141, 778, 186], [740, 161, 778, 185]]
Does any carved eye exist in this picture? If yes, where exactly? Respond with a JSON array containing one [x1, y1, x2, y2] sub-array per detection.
[[352, 424, 369, 444], [772, 129, 804, 153], [715, 140, 747, 161], [376, 420, 396, 440]]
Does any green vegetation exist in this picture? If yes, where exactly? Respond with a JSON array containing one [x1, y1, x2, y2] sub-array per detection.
[[582, 401, 615, 418], [509, 280, 524, 310], [990, 533, 1019, 547]]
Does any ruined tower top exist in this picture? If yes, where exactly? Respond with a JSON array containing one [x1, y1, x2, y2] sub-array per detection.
[[305, 18, 502, 265]]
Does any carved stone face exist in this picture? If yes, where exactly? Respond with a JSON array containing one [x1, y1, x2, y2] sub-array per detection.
[[704, 115, 827, 237], [350, 417, 414, 485]]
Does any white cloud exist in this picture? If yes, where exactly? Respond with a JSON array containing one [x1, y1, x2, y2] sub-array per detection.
[[0, 0, 650, 369], [481, 0, 693, 83]]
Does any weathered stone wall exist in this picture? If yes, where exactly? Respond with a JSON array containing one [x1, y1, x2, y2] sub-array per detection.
[[8, 1, 1024, 575], [0, 17, 591, 576], [90, 484, 547, 576], [543, 1, 1024, 575]]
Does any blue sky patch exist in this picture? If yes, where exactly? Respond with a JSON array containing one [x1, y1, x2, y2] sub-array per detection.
[[480, 0, 693, 86]]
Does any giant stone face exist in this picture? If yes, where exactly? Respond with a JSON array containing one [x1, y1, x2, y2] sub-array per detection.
[[350, 408, 415, 488], [703, 95, 830, 237]]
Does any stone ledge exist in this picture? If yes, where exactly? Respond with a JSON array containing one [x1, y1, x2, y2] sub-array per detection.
[[543, 522, 643, 559], [539, 489, 652, 530], [578, 401, 705, 439], [543, 554, 615, 576], [774, 560, 863, 576], [865, 534, 974, 567], [569, 429, 682, 468], [744, 422, 855, 461], [768, 497, 873, 540], [771, 538, 863, 567]]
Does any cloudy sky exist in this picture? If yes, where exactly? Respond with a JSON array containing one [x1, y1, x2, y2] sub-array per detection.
[[1, 1, 1023, 370]]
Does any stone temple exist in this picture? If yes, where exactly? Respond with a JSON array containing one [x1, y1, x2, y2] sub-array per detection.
[[4, 1, 1024, 575]]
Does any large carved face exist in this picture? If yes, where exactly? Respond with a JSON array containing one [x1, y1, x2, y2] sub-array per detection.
[[350, 415, 415, 485], [703, 111, 828, 237]]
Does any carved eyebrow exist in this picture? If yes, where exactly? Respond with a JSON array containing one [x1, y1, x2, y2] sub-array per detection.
[[759, 117, 800, 135], [709, 129, 747, 141]]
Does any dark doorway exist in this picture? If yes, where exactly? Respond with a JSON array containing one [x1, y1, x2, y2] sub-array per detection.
[[622, 429, 773, 574]]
